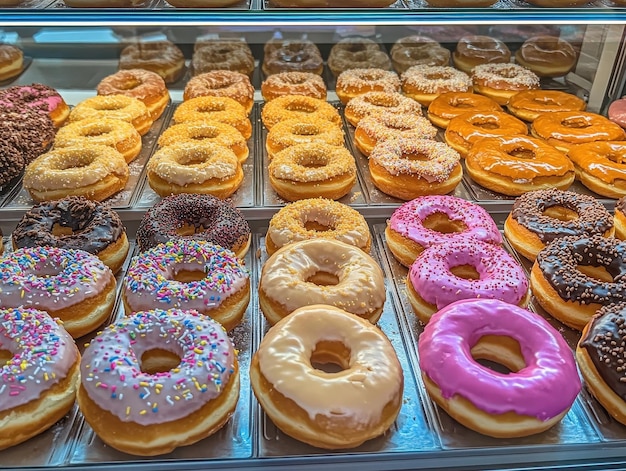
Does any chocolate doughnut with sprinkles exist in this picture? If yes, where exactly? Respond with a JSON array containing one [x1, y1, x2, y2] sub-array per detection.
[[0, 109, 55, 165], [530, 235, 626, 331], [614, 196, 626, 241], [577, 302, 626, 426], [135, 193, 251, 257]]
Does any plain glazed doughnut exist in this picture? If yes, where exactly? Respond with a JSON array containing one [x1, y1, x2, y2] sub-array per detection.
[[401, 65, 472, 106], [146, 141, 243, 199], [266, 117, 344, 160], [369, 137, 462, 201], [0, 307, 79, 451], [78, 308, 239, 456], [531, 235, 626, 330], [419, 298, 580, 438], [568, 141, 626, 198], [12, 196, 130, 275], [268, 142, 356, 202], [262, 40, 324, 77], [261, 95, 341, 130], [406, 239, 529, 324], [97, 69, 170, 121], [472, 63, 540, 105], [507, 89, 586, 122], [328, 38, 392, 77], [0, 44, 23, 81], [183, 71, 255, 115], [259, 238, 386, 325], [344, 91, 422, 127], [504, 188, 614, 262], [69, 95, 153, 136], [427, 92, 501, 129], [390, 35, 451, 74], [23, 145, 130, 203], [453, 36, 511, 74], [123, 240, 249, 331], [173, 96, 252, 140], [119, 41, 185, 84], [0, 246, 116, 338], [0, 83, 70, 128], [531, 111, 626, 153], [250, 305, 403, 449], [136, 193, 250, 256], [386, 195, 502, 267], [465, 135, 575, 196], [335, 68, 400, 105], [265, 198, 371, 255], [515, 36, 578, 78], [261, 72, 327, 102]]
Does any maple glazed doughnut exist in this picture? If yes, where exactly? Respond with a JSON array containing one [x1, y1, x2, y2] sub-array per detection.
[[173, 96, 251, 140], [344, 91, 422, 127], [531, 235, 626, 331], [568, 141, 626, 198], [386, 195, 502, 268], [504, 189, 614, 262], [146, 141, 243, 199], [453, 36, 511, 74], [390, 35, 451, 75], [419, 298, 581, 438], [0, 83, 70, 128], [328, 38, 392, 77], [97, 69, 170, 121], [261, 95, 341, 130], [192, 42, 255, 78], [0, 307, 79, 451], [262, 40, 324, 76], [78, 308, 239, 456], [158, 121, 249, 164], [268, 142, 356, 202], [472, 63, 540, 105], [259, 239, 386, 325], [69, 95, 153, 136], [261, 72, 327, 102], [54, 117, 142, 163], [0, 44, 23, 81], [577, 302, 626, 426], [184, 71, 255, 115], [427, 92, 502, 129], [465, 135, 575, 196], [354, 112, 437, 156], [136, 193, 250, 256], [401, 65, 472, 107], [507, 89, 586, 122], [369, 138, 462, 201], [123, 240, 249, 331], [0, 246, 116, 338], [23, 145, 129, 203], [250, 305, 403, 449], [12, 196, 130, 275], [266, 117, 344, 160], [266, 198, 371, 255], [119, 41, 185, 84], [531, 111, 626, 153], [615, 197, 626, 240], [407, 239, 529, 324], [335, 68, 400, 105], [444, 111, 528, 158], [515, 36, 578, 78]]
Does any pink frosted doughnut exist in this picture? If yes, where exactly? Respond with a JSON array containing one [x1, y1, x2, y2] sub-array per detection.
[[385, 195, 502, 267], [406, 239, 529, 324], [418, 298, 581, 438]]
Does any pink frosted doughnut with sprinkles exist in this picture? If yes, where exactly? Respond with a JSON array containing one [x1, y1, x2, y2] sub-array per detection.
[[0, 246, 116, 338], [385, 195, 502, 267], [77, 308, 239, 456], [0, 307, 80, 450], [123, 239, 250, 331]]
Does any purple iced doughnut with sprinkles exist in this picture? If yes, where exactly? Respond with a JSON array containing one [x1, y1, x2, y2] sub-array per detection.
[[123, 239, 250, 331]]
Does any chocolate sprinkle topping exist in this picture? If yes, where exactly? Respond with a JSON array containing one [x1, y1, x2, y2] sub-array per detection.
[[616, 196, 626, 215], [0, 137, 25, 187], [0, 108, 55, 164]]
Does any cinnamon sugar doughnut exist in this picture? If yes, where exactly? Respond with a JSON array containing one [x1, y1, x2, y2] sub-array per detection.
[[184, 71, 254, 115], [261, 72, 327, 102], [119, 41, 185, 84], [344, 91, 422, 127], [261, 95, 341, 130], [173, 96, 252, 140], [401, 65, 472, 106], [335, 68, 400, 105]]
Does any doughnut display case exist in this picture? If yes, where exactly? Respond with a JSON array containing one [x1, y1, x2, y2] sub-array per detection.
[[2, 4, 626, 470]]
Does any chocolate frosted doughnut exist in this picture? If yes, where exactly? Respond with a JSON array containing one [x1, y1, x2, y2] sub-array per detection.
[[135, 193, 251, 257]]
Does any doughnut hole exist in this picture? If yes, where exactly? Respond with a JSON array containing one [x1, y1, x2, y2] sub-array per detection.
[[561, 116, 592, 129], [0, 348, 13, 364], [472, 117, 500, 130], [293, 123, 321, 136], [507, 146, 536, 160], [577, 264, 614, 283], [140, 348, 182, 375], [470, 335, 525, 373], [199, 102, 226, 113], [306, 271, 340, 286], [52, 223, 74, 237], [542, 205, 579, 222], [304, 219, 333, 232], [285, 102, 317, 114], [422, 211, 468, 234], [310, 340, 351, 374], [118, 78, 142, 91], [171, 268, 207, 283], [449, 264, 480, 280]]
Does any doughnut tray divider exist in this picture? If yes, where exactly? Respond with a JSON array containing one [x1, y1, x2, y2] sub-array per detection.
[[135, 101, 257, 209], [372, 223, 601, 451], [69, 243, 256, 465], [252, 231, 440, 458]]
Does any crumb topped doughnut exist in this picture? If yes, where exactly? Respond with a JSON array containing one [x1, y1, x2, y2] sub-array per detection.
[[266, 117, 345, 160], [472, 63, 540, 105], [401, 65, 472, 106], [78, 308, 239, 456], [261, 95, 341, 130], [136, 193, 250, 256], [335, 68, 400, 105], [261, 72, 327, 102]]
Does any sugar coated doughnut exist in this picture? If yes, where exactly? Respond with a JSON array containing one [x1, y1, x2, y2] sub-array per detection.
[[344, 91, 422, 127], [78, 308, 239, 456], [119, 41, 185, 84], [259, 239, 386, 325], [419, 298, 580, 438], [250, 304, 403, 449], [261, 95, 341, 130], [69, 95, 153, 136], [265, 117, 345, 160], [504, 188, 614, 262], [124, 239, 249, 331], [335, 68, 400, 105], [136, 193, 250, 256], [472, 63, 540, 105], [0, 83, 70, 127], [567, 141, 626, 198], [427, 92, 502, 129], [173, 96, 251, 140], [12, 196, 130, 274], [0, 246, 116, 338], [0, 307, 79, 450], [261, 72, 327, 102], [266, 198, 371, 255], [507, 89, 586, 122], [386, 195, 502, 267], [400, 65, 472, 107]]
